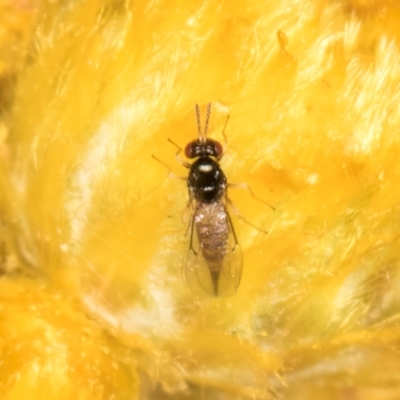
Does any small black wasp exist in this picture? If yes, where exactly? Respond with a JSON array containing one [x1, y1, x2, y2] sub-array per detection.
[[185, 103, 243, 296], [175, 103, 242, 296], [154, 104, 272, 296]]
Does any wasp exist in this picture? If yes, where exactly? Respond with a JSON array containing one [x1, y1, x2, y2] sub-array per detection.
[[153, 104, 268, 296], [178, 103, 242, 297]]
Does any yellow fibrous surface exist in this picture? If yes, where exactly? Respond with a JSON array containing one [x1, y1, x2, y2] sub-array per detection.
[[0, 278, 138, 398], [1, 0, 400, 399]]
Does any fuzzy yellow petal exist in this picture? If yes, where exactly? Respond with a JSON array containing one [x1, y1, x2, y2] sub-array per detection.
[[2, 0, 400, 399]]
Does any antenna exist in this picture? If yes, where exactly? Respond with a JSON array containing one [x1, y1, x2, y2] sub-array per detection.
[[204, 102, 211, 138], [195, 104, 202, 139], [195, 103, 212, 143]]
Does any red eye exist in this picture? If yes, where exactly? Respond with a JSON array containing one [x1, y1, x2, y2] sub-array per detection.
[[214, 141, 223, 157], [185, 141, 196, 158]]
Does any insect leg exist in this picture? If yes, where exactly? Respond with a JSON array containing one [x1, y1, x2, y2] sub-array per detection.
[[187, 214, 198, 256], [214, 113, 230, 161], [228, 182, 275, 210], [151, 154, 186, 181], [220, 114, 230, 146], [226, 197, 269, 234], [167, 138, 191, 168], [226, 210, 239, 251]]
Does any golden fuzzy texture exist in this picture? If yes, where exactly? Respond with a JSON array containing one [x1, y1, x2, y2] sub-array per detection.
[[2, 0, 400, 398]]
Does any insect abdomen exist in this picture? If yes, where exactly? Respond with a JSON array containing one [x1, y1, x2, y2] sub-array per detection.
[[193, 202, 230, 295]]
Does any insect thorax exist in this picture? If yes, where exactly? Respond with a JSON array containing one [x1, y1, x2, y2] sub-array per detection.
[[188, 157, 227, 203]]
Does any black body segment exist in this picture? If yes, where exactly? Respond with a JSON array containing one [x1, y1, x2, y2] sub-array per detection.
[[187, 157, 227, 203], [185, 138, 223, 159]]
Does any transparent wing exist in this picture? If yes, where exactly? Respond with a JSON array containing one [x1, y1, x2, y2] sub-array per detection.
[[184, 214, 243, 297]]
